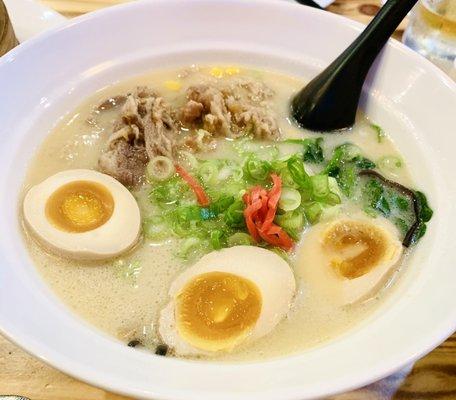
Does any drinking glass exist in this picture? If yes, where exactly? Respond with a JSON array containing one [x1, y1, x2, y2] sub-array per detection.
[[403, 0, 456, 79]]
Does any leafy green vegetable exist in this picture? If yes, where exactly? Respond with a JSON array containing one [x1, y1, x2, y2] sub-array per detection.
[[323, 143, 375, 197], [394, 217, 409, 235], [394, 195, 409, 211], [362, 179, 391, 217], [352, 155, 376, 170], [407, 191, 433, 246], [359, 170, 433, 247], [416, 191, 433, 222], [303, 137, 324, 163], [282, 137, 324, 164]]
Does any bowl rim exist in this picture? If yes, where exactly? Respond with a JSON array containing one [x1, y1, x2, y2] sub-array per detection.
[[1, 0, 456, 399]]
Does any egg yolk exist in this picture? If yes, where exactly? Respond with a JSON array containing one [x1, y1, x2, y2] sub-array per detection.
[[45, 181, 114, 233], [323, 220, 388, 279], [176, 271, 262, 352]]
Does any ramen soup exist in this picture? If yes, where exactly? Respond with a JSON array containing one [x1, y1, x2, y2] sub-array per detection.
[[21, 66, 433, 361]]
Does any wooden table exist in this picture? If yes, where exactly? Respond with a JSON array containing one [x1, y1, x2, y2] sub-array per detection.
[[1, 1, 455, 399]]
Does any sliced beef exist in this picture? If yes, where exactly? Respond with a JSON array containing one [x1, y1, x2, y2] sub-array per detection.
[[144, 97, 178, 159], [98, 87, 179, 187], [181, 100, 204, 123], [181, 77, 280, 140], [98, 139, 148, 187]]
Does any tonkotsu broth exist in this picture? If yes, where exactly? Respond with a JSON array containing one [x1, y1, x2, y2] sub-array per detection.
[[22, 66, 414, 361]]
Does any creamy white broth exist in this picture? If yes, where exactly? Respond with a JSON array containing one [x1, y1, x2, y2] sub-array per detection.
[[22, 65, 414, 361]]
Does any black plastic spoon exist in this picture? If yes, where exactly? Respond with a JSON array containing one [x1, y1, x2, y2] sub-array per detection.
[[291, 0, 418, 132], [294, 0, 323, 10]]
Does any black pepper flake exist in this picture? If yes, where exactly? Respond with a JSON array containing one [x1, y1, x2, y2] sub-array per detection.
[[155, 344, 168, 356], [127, 339, 141, 348]]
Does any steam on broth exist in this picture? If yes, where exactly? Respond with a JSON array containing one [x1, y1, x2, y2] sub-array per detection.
[[21, 65, 432, 361]]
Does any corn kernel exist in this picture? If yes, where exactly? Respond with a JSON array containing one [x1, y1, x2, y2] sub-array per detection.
[[210, 67, 224, 78], [225, 67, 241, 76], [164, 80, 182, 91]]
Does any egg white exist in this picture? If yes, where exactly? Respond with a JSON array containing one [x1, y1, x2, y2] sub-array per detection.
[[159, 246, 296, 356], [23, 169, 141, 260]]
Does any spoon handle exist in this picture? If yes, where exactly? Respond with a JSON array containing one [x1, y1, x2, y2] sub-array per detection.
[[346, 0, 417, 74], [292, 0, 418, 131], [293, 0, 323, 10]]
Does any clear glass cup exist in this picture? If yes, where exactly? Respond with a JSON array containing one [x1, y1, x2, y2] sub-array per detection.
[[403, 0, 456, 79]]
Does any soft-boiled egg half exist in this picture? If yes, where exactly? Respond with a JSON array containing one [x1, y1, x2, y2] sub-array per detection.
[[23, 169, 141, 260], [159, 246, 296, 356], [298, 214, 403, 305]]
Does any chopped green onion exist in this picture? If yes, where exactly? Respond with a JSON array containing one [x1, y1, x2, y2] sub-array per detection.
[[303, 202, 323, 224], [149, 178, 189, 205], [275, 210, 304, 239], [178, 237, 207, 260], [370, 123, 386, 143], [218, 163, 243, 181], [174, 205, 202, 222], [328, 177, 342, 198], [210, 230, 225, 250], [143, 216, 169, 240], [225, 200, 246, 227], [147, 156, 175, 182], [338, 143, 362, 159], [243, 156, 271, 182], [198, 161, 219, 185], [278, 187, 302, 211], [320, 204, 342, 221], [287, 155, 312, 191], [378, 156, 403, 174], [227, 232, 253, 247], [311, 174, 330, 200], [209, 195, 235, 215], [282, 139, 307, 145]]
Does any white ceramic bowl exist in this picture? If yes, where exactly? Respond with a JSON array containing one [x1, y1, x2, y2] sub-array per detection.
[[0, 1, 455, 399]]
